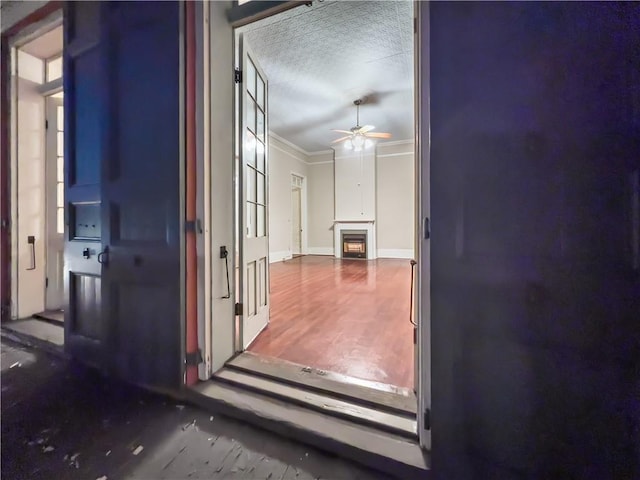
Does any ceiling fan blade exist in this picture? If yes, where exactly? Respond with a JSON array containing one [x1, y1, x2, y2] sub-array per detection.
[[331, 135, 352, 144], [359, 125, 376, 133], [331, 129, 354, 134], [365, 132, 392, 139]]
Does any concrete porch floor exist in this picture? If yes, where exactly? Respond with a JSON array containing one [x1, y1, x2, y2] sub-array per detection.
[[0, 338, 391, 480]]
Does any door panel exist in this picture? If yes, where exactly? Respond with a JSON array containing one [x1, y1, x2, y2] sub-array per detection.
[[240, 38, 270, 348], [45, 97, 64, 311], [64, 1, 105, 366], [103, 1, 182, 388], [65, 2, 183, 387]]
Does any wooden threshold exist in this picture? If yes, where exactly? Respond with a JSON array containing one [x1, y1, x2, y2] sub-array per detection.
[[214, 368, 416, 439], [227, 351, 417, 416], [188, 380, 429, 478]]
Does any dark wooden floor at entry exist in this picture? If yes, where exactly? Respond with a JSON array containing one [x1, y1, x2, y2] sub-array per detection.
[[249, 255, 414, 389]]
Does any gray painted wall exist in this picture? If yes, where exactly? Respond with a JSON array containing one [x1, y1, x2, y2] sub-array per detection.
[[428, 3, 639, 478]]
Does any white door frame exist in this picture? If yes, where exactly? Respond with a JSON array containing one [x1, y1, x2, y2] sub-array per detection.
[[7, 12, 63, 320], [290, 171, 307, 255]]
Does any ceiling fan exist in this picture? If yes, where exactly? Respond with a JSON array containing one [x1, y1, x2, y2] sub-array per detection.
[[331, 98, 392, 150]]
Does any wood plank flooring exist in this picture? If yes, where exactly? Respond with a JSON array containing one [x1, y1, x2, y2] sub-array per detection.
[[248, 256, 415, 389]]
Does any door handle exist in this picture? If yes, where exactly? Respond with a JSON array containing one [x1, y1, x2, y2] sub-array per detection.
[[27, 236, 36, 270], [97, 246, 109, 266], [83, 248, 91, 259], [409, 259, 417, 326], [220, 246, 231, 299]]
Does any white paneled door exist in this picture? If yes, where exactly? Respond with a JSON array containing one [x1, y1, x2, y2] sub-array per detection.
[[239, 38, 270, 348], [45, 96, 64, 311]]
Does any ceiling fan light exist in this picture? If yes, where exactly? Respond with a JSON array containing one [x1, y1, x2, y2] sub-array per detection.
[[364, 138, 374, 149], [352, 134, 365, 148], [344, 138, 353, 150]]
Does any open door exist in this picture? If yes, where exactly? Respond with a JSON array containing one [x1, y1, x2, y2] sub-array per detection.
[[45, 96, 64, 312], [238, 37, 270, 349], [65, 2, 183, 387], [64, 2, 105, 366]]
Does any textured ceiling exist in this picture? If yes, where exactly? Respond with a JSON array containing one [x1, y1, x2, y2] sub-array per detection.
[[241, 0, 414, 153]]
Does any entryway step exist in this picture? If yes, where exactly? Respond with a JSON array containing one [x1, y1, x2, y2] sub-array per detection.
[[188, 380, 429, 479], [227, 351, 417, 416], [214, 368, 416, 439]]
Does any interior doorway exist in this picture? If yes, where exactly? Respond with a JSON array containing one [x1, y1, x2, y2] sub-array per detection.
[[231, 0, 418, 402], [5, 17, 65, 344], [290, 174, 303, 257]]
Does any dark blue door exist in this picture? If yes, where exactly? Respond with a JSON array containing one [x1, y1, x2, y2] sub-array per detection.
[[65, 1, 183, 388]]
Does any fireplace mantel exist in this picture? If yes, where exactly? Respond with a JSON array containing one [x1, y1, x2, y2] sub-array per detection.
[[333, 221, 376, 260]]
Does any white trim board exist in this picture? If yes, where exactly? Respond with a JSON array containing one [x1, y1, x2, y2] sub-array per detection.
[[377, 249, 414, 259], [377, 139, 414, 147], [269, 131, 309, 157], [269, 250, 292, 263], [377, 151, 414, 159], [306, 247, 333, 256], [308, 159, 334, 165]]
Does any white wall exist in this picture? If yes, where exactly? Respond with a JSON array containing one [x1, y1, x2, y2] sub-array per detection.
[[268, 136, 309, 262], [376, 141, 415, 258], [307, 153, 334, 254], [14, 50, 46, 318], [334, 150, 376, 221], [305, 144, 415, 258]]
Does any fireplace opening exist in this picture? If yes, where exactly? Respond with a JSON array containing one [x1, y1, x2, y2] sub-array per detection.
[[342, 232, 367, 259]]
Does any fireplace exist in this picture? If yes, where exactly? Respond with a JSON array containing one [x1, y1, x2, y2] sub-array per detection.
[[342, 232, 367, 259]]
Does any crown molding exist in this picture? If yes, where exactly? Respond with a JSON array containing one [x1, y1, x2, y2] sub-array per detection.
[[377, 138, 414, 147], [269, 131, 310, 157]]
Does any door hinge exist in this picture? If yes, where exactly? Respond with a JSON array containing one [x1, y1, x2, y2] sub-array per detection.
[[413, 327, 417, 345], [184, 219, 202, 233], [45, 277, 49, 288], [423, 216, 430, 240], [45, 119, 49, 130], [185, 349, 203, 366], [423, 408, 431, 430], [234, 302, 243, 316], [234, 68, 242, 84]]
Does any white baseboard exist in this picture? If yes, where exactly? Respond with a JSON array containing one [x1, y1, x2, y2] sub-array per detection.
[[269, 251, 292, 263], [377, 249, 414, 259], [306, 247, 334, 256]]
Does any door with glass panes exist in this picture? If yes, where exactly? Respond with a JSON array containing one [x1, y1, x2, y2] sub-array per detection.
[[45, 95, 64, 311], [238, 37, 270, 348]]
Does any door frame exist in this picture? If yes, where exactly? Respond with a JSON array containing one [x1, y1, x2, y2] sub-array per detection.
[[1, 4, 64, 322], [44, 94, 64, 312], [290, 171, 307, 256], [199, 0, 431, 449]]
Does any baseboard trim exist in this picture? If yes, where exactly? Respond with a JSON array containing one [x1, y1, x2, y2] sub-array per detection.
[[377, 249, 414, 259], [269, 251, 292, 263], [306, 247, 334, 256]]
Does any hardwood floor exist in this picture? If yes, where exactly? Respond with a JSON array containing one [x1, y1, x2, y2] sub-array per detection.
[[248, 255, 415, 389]]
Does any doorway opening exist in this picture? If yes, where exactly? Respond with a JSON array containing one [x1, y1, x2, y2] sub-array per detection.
[[231, 0, 418, 409], [290, 173, 304, 258], [5, 17, 65, 347]]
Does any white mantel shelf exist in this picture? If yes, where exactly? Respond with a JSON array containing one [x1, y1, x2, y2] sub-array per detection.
[[333, 220, 375, 223], [333, 221, 377, 260]]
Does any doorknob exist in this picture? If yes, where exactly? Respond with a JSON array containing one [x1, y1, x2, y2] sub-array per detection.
[[97, 246, 109, 266]]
